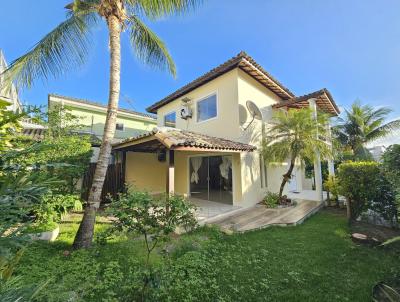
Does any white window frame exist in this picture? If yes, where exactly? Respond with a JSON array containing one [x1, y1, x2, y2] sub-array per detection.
[[164, 111, 176, 127], [196, 92, 218, 124]]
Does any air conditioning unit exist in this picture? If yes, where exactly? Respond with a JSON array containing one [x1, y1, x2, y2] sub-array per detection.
[[180, 105, 192, 120]]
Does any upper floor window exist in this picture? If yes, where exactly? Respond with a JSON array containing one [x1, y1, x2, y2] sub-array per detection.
[[164, 111, 176, 127], [116, 123, 124, 131], [197, 94, 217, 122]]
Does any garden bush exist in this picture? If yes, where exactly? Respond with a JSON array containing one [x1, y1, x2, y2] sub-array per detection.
[[263, 192, 279, 208], [338, 161, 398, 225], [382, 144, 400, 199], [337, 161, 380, 220], [324, 176, 340, 205]]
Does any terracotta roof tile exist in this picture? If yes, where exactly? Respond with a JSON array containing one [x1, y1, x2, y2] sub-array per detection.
[[273, 88, 340, 115], [113, 127, 256, 152], [146, 51, 295, 113]]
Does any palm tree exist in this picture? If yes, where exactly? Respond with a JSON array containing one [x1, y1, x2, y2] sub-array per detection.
[[2, 0, 200, 249], [263, 108, 332, 200], [333, 101, 400, 159]]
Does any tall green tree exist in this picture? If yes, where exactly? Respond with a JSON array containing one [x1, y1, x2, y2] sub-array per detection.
[[2, 0, 201, 249], [263, 108, 332, 199], [333, 101, 400, 159]]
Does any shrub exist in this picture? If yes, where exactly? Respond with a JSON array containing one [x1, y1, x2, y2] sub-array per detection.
[[337, 161, 398, 225], [337, 161, 380, 220], [108, 190, 197, 299], [263, 192, 279, 208], [109, 191, 197, 260], [324, 176, 340, 205], [32, 194, 83, 227], [382, 144, 400, 198]]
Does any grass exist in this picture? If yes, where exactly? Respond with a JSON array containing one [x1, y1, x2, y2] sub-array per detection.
[[14, 210, 400, 301]]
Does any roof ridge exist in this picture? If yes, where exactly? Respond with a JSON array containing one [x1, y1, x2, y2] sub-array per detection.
[[49, 93, 156, 120], [146, 51, 294, 113]]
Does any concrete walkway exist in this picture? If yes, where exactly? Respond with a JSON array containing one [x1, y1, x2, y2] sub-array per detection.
[[208, 200, 323, 232]]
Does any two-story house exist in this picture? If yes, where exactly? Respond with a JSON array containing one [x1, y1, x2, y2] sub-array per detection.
[[113, 52, 339, 208]]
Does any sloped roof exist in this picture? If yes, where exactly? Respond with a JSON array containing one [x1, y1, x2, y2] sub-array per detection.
[[113, 127, 256, 152], [49, 94, 156, 120], [146, 51, 295, 113], [272, 88, 340, 115]]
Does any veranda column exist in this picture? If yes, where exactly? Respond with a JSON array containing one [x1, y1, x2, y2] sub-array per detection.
[[165, 149, 175, 195], [327, 123, 335, 177], [308, 98, 323, 202]]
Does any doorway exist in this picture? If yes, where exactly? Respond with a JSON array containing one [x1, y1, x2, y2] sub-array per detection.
[[189, 155, 233, 204]]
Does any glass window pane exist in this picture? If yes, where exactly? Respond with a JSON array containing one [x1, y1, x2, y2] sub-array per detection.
[[197, 94, 217, 122], [164, 112, 176, 127]]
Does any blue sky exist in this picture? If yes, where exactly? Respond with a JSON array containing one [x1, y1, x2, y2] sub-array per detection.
[[1, 0, 400, 132]]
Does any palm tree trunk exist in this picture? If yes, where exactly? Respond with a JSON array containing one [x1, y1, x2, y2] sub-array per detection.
[[278, 157, 295, 200], [73, 14, 121, 249]]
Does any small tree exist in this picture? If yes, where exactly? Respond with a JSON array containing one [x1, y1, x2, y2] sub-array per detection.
[[108, 190, 197, 299], [263, 108, 332, 200]]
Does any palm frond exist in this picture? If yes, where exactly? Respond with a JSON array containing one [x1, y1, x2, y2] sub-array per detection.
[[127, 15, 176, 76], [1, 11, 99, 90], [365, 119, 400, 142], [128, 0, 201, 19]]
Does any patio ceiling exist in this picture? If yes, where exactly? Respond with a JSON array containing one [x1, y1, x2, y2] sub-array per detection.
[[112, 127, 256, 153]]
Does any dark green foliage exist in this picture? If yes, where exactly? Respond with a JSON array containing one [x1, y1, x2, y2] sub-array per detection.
[[338, 161, 381, 220], [382, 144, 400, 199], [338, 161, 398, 224]]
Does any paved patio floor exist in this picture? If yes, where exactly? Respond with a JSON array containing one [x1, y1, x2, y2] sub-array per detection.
[[189, 198, 241, 223], [204, 199, 323, 232]]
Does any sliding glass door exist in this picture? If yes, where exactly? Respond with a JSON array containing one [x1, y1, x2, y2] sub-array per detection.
[[189, 155, 233, 204]]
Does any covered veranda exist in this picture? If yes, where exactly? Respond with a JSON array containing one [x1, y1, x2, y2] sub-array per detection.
[[112, 127, 256, 220]]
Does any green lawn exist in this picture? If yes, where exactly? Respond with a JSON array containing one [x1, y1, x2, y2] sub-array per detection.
[[16, 211, 400, 301]]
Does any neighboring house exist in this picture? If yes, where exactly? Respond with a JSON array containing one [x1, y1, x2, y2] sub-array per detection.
[[1, 49, 46, 137], [113, 51, 339, 207], [368, 145, 386, 162], [48, 94, 157, 162], [0, 49, 22, 113]]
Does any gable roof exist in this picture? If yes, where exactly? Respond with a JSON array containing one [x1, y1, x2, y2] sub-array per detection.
[[49, 94, 156, 120], [272, 88, 340, 115], [146, 51, 295, 113], [113, 127, 256, 152]]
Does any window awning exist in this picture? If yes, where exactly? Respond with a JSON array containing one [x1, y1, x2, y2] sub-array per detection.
[[112, 127, 256, 152]]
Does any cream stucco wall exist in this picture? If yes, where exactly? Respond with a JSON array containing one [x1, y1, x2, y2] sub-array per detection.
[[125, 150, 242, 204], [125, 152, 166, 193], [156, 69, 240, 140], [236, 69, 283, 205]]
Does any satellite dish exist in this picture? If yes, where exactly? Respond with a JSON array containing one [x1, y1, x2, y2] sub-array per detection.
[[243, 100, 263, 130]]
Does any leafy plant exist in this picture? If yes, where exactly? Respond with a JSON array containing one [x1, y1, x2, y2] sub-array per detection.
[[263, 192, 279, 208], [109, 191, 197, 264], [108, 190, 197, 299], [324, 176, 340, 206]]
